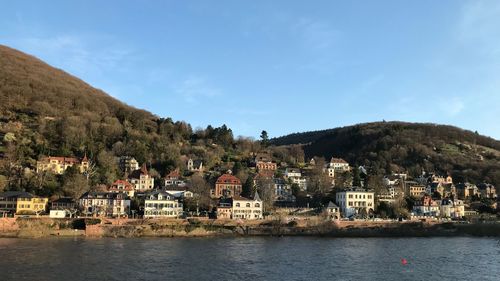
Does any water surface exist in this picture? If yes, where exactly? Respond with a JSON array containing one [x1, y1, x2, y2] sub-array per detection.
[[0, 237, 498, 281]]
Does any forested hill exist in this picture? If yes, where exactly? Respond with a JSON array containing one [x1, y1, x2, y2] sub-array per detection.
[[271, 122, 500, 185], [0, 45, 238, 190]]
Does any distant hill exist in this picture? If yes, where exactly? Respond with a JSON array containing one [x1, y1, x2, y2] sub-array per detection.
[[0, 45, 235, 192], [271, 122, 500, 185]]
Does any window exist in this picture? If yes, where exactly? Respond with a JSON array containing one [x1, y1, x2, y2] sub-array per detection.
[[236, 203, 240, 207], [246, 203, 251, 207], [255, 203, 260, 208]]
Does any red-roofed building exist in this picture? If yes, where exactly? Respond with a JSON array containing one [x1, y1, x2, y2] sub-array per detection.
[[109, 180, 135, 197], [36, 156, 89, 174], [212, 173, 242, 198], [128, 163, 154, 191]]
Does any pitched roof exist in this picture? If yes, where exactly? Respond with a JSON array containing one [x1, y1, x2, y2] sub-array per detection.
[[40, 156, 81, 164], [165, 169, 180, 179], [330, 157, 348, 164], [216, 174, 241, 185], [327, 201, 339, 208], [110, 180, 134, 190], [0, 191, 38, 199]]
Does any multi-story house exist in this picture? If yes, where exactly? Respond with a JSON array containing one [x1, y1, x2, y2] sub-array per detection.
[[212, 173, 242, 198], [36, 155, 89, 174], [0, 191, 48, 215], [408, 184, 426, 198], [164, 169, 186, 187], [335, 187, 375, 218], [51, 197, 76, 211], [109, 180, 135, 198], [412, 194, 440, 217], [79, 192, 130, 217], [256, 160, 277, 172], [143, 191, 183, 218], [118, 156, 139, 174], [477, 183, 496, 199], [325, 201, 340, 219], [216, 193, 263, 220], [326, 157, 350, 176], [284, 168, 301, 178], [187, 158, 203, 172], [273, 178, 295, 202], [455, 183, 479, 200], [440, 198, 465, 219], [128, 164, 154, 191]]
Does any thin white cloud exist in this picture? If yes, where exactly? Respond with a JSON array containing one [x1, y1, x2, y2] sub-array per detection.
[[292, 17, 340, 51], [6, 35, 134, 77], [174, 76, 222, 103]]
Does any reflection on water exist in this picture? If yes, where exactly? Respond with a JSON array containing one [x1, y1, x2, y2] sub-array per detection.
[[0, 237, 498, 281]]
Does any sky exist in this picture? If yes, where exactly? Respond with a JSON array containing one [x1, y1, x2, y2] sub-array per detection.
[[1, 0, 500, 139]]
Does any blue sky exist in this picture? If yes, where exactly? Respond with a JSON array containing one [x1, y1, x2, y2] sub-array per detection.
[[2, 1, 500, 139]]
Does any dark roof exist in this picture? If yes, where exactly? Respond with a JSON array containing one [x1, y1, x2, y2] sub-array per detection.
[[80, 192, 130, 200], [327, 201, 339, 208], [0, 191, 38, 199], [52, 197, 75, 204]]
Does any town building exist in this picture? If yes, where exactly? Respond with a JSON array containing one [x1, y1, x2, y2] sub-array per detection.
[[36, 155, 89, 174], [51, 197, 76, 211], [440, 198, 465, 219], [256, 160, 277, 171], [118, 156, 139, 174], [109, 180, 135, 198], [325, 201, 340, 219], [164, 169, 186, 187], [408, 184, 426, 198], [0, 191, 48, 215], [284, 168, 301, 178], [212, 173, 242, 198], [143, 191, 183, 218], [128, 164, 154, 191], [412, 194, 440, 217], [79, 192, 130, 217], [187, 158, 203, 172], [335, 187, 375, 218], [232, 193, 263, 220], [273, 178, 295, 202], [455, 183, 479, 199], [477, 183, 497, 199], [327, 157, 350, 174]]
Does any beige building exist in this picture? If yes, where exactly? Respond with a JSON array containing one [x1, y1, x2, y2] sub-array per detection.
[[217, 193, 263, 220], [36, 156, 89, 174], [128, 164, 154, 191], [143, 191, 183, 218], [409, 185, 426, 198], [335, 188, 375, 218], [79, 192, 130, 217]]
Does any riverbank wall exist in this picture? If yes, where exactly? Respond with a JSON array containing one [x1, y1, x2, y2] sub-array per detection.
[[1, 217, 499, 238]]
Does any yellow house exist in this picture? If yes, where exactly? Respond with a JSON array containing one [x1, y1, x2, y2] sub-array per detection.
[[36, 156, 89, 174], [0, 191, 48, 215]]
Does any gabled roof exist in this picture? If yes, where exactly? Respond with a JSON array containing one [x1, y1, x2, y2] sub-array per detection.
[[216, 174, 241, 185], [110, 180, 134, 190], [330, 157, 348, 164], [165, 169, 180, 179], [327, 201, 339, 208], [129, 164, 149, 179]]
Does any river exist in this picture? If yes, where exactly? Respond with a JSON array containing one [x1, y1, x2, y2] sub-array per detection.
[[0, 237, 498, 280]]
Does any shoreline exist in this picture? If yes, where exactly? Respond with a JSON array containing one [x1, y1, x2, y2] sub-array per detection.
[[1, 217, 500, 239]]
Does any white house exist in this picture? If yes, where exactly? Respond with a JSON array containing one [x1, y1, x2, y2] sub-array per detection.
[[335, 187, 375, 218], [144, 191, 183, 218], [232, 193, 263, 220]]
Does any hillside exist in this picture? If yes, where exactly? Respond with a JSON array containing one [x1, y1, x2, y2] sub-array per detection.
[[271, 122, 500, 185], [0, 45, 241, 194]]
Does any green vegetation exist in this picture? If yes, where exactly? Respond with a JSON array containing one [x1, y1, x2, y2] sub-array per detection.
[[271, 122, 500, 186]]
